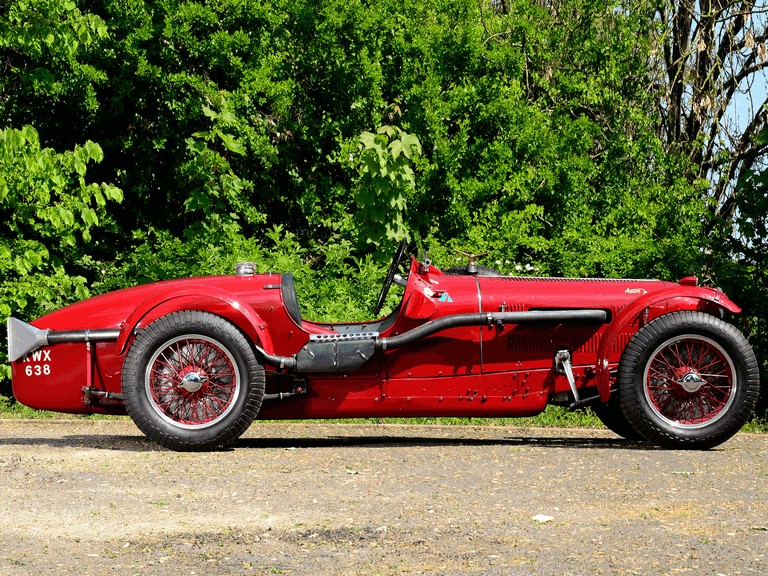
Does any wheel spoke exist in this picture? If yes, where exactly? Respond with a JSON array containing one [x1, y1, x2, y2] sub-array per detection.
[[652, 351, 676, 376], [695, 353, 720, 375], [701, 385, 728, 409]]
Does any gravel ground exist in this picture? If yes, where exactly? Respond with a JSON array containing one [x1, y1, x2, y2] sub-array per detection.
[[0, 419, 766, 575]]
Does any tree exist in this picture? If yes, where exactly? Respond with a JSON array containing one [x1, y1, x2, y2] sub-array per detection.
[[645, 0, 768, 413], [710, 127, 768, 415], [647, 0, 768, 227]]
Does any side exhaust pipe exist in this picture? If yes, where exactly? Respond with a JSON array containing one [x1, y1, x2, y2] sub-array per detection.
[[375, 309, 608, 351], [252, 309, 609, 372], [7, 318, 120, 363]]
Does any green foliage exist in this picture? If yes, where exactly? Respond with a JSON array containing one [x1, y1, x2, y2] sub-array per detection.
[[350, 124, 422, 250], [2, 0, 706, 278], [400, 0, 705, 279], [0, 0, 109, 144], [182, 99, 265, 230], [0, 125, 122, 384]]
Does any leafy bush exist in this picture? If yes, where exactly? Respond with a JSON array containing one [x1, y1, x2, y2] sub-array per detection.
[[0, 125, 122, 387]]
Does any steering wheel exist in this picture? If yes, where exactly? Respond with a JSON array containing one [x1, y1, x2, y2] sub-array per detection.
[[374, 238, 408, 316]]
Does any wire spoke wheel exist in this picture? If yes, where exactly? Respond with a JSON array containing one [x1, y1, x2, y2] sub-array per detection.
[[122, 311, 265, 451], [146, 335, 240, 429], [644, 335, 735, 429]]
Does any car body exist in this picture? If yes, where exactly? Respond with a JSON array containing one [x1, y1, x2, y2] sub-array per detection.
[[7, 244, 760, 450]]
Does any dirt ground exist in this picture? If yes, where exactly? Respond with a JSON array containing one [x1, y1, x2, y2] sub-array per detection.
[[0, 419, 766, 576]]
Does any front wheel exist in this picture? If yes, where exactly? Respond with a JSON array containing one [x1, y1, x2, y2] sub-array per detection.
[[618, 311, 759, 449], [122, 310, 265, 451]]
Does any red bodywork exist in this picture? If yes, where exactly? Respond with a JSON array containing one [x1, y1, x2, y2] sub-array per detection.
[[10, 258, 737, 421]]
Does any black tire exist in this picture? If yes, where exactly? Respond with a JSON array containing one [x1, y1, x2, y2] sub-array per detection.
[[591, 397, 644, 441], [618, 311, 759, 449], [122, 310, 265, 451], [444, 265, 506, 276]]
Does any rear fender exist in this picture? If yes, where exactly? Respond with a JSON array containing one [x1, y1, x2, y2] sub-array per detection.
[[594, 286, 740, 401], [115, 288, 274, 356]]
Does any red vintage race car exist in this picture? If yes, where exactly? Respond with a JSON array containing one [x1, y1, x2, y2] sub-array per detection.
[[7, 242, 760, 451]]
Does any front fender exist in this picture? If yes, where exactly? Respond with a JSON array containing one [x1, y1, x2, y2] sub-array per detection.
[[594, 286, 741, 401], [115, 287, 274, 356]]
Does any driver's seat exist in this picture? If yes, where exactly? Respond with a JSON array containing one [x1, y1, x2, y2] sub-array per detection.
[[281, 273, 302, 326]]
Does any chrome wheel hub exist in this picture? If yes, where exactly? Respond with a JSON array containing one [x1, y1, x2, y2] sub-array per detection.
[[180, 371, 205, 393], [678, 372, 705, 393]]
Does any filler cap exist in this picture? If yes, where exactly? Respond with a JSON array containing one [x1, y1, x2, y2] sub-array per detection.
[[235, 262, 257, 276]]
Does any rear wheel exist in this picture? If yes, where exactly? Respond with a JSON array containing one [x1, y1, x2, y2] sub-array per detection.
[[122, 310, 264, 451], [618, 311, 759, 449]]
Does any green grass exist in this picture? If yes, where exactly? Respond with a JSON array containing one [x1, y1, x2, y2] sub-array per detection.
[[742, 418, 768, 433]]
